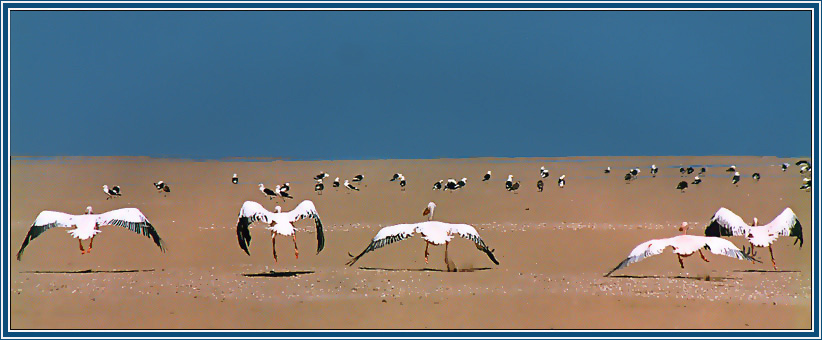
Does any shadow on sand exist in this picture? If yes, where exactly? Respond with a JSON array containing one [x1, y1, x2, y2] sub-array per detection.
[[243, 270, 315, 278], [733, 269, 799, 273], [607, 274, 735, 282], [358, 267, 492, 273], [21, 269, 155, 274]]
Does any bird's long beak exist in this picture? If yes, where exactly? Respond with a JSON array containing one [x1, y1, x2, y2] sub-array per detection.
[[423, 208, 430, 216]]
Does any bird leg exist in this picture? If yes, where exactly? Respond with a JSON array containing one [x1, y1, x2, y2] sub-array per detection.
[[78, 239, 86, 254], [677, 254, 685, 269], [698, 249, 709, 262], [271, 232, 278, 263], [444, 242, 449, 265], [293, 234, 299, 259], [750, 242, 757, 264], [768, 245, 777, 270], [87, 236, 95, 254], [424, 242, 430, 264]]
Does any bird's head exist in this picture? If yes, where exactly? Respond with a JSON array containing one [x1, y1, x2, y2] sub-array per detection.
[[540, 166, 545, 171], [461, 177, 467, 182], [735, 172, 740, 176], [487, 170, 491, 174], [695, 176, 700, 180], [233, 173, 237, 177], [679, 222, 690, 234], [335, 177, 340, 181], [85, 206, 93, 214], [752, 217, 758, 226], [102, 185, 107, 190], [423, 202, 436, 220], [560, 175, 566, 180], [317, 179, 323, 183], [258, 183, 265, 188], [507, 175, 513, 180]]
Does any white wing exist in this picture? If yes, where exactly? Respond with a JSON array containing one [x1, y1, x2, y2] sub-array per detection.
[[16, 211, 76, 260], [763, 208, 804, 247], [283, 200, 325, 254], [700, 236, 759, 261], [447, 223, 499, 264], [96, 208, 165, 252], [704, 207, 750, 237], [235, 201, 276, 255], [605, 238, 672, 276], [346, 224, 419, 266]]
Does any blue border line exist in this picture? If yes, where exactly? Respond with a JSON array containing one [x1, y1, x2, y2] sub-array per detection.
[[1, 2, 819, 339]]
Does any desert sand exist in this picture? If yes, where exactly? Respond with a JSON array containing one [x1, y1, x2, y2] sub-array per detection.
[[7, 156, 814, 329]]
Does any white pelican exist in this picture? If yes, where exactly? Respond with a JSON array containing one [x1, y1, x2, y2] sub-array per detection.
[[16, 206, 165, 260], [102, 185, 121, 200], [482, 171, 491, 181], [605, 222, 757, 276], [235, 200, 324, 262], [704, 207, 803, 269], [346, 202, 499, 269], [232, 173, 239, 184]]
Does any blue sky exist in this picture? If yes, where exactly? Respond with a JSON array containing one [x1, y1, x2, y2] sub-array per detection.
[[10, 10, 812, 159]]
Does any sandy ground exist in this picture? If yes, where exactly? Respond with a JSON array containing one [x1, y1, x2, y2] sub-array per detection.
[[7, 156, 814, 329]]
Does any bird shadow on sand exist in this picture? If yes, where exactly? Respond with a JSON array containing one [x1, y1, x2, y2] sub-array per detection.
[[607, 274, 736, 282], [243, 270, 315, 278], [733, 269, 800, 273], [21, 269, 155, 274], [357, 267, 492, 273]]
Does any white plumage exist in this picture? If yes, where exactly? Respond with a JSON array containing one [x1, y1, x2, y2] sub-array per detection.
[[17, 207, 165, 260], [235, 200, 324, 260], [346, 202, 498, 268], [704, 207, 803, 269], [605, 233, 756, 276]]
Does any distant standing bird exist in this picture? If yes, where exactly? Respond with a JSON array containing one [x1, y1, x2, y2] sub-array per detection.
[[686, 167, 694, 174], [16, 206, 165, 260], [679, 167, 686, 176], [259, 184, 278, 200], [333, 177, 340, 188], [726, 165, 737, 172], [630, 168, 640, 177], [705, 207, 803, 270], [800, 178, 811, 191], [537, 180, 544, 192], [276, 185, 293, 200], [650, 164, 658, 177], [482, 171, 491, 181], [624, 173, 633, 183], [796, 160, 810, 167], [232, 173, 239, 184], [344, 180, 359, 191], [314, 172, 329, 180], [102, 185, 121, 200], [782, 163, 790, 172], [505, 175, 514, 190], [604, 167, 611, 174], [314, 179, 324, 195], [699, 167, 707, 174], [558, 175, 566, 188], [604, 222, 757, 276], [752, 173, 761, 182], [800, 164, 812, 174], [676, 181, 688, 192], [732, 172, 741, 186], [692, 176, 702, 185], [390, 173, 400, 181], [508, 181, 521, 192], [444, 179, 459, 192], [153, 181, 170, 196], [457, 178, 467, 189], [540, 166, 550, 179], [280, 182, 291, 193], [399, 175, 407, 191], [432, 180, 443, 190], [353, 174, 365, 183]]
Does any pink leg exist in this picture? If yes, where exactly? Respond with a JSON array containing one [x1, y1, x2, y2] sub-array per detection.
[[271, 232, 278, 263], [293, 234, 299, 259], [424, 242, 430, 264]]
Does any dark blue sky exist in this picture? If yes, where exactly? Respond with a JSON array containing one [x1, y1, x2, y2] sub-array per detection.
[[10, 10, 812, 159]]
